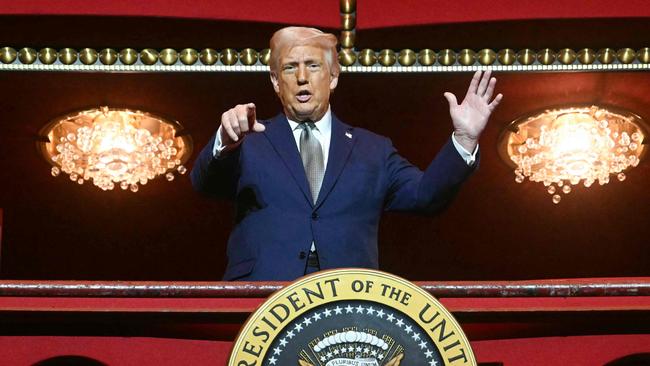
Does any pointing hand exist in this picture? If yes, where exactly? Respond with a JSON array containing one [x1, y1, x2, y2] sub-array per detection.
[[220, 103, 266, 146]]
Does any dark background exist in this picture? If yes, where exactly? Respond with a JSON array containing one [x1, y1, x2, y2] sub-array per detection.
[[0, 16, 648, 280]]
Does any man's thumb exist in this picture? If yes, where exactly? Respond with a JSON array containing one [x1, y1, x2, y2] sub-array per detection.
[[443, 92, 458, 107], [252, 122, 265, 132]]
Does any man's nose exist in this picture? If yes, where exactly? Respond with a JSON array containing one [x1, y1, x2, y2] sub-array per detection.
[[297, 64, 308, 84]]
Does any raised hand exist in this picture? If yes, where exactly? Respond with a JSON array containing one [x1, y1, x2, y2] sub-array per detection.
[[219, 103, 266, 146], [443, 70, 503, 152]]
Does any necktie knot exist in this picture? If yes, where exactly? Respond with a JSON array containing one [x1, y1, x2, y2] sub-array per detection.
[[299, 121, 317, 131]]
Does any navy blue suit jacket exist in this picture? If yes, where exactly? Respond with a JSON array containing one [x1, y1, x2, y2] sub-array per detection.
[[191, 113, 475, 281]]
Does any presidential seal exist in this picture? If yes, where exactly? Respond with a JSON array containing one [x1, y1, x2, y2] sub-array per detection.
[[229, 269, 476, 366]]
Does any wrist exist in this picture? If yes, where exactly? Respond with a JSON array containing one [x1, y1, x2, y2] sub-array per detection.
[[453, 131, 478, 152]]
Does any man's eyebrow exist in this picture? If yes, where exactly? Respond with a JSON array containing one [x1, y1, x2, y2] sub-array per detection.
[[282, 57, 321, 64]]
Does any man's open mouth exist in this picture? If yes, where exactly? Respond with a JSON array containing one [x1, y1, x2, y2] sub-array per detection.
[[296, 90, 312, 102]]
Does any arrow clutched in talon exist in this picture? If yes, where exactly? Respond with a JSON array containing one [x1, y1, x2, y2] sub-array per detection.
[[385, 352, 404, 366]]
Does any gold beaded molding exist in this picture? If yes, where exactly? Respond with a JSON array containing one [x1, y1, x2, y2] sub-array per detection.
[[340, 47, 650, 72], [339, 0, 357, 67], [0, 47, 271, 72], [0, 1, 648, 73], [1, 46, 649, 73]]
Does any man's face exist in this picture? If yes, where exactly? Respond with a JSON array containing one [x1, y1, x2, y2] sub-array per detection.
[[271, 45, 338, 122]]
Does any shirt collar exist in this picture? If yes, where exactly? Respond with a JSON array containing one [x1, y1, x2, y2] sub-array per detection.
[[287, 106, 332, 133]]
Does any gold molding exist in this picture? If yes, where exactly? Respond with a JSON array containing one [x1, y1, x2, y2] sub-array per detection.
[[1, 47, 649, 73], [339, 0, 356, 68], [0, 2, 647, 73]]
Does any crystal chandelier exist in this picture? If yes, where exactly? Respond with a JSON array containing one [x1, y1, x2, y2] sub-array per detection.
[[499, 106, 646, 203], [38, 107, 192, 192]]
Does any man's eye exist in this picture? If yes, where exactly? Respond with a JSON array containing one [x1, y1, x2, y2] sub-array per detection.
[[283, 65, 296, 72], [308, 64, 321, 70]]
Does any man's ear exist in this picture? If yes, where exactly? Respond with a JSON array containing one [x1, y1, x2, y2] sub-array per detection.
[[270, 72, 280, 93], [329, 73, 339, 91]]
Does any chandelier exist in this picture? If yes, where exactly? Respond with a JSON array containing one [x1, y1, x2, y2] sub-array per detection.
[[38, 107, 192, 192], [499, 105, 646, 203]]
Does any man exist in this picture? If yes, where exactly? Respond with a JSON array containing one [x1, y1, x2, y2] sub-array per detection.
[[191, 27, 502, 281]]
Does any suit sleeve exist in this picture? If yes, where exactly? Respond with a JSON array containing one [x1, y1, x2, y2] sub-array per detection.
[[190, 132, 240, 199], [384, 137, 477, 214]]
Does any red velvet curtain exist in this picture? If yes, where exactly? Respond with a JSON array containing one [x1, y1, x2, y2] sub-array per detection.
[[2, 0, 650, 28]]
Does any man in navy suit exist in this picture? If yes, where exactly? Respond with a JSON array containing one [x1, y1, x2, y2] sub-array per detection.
[[191, 27, 502, 281]]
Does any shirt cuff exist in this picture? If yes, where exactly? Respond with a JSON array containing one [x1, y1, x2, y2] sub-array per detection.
[[451, 132, 479, 166], [212, 126, 227, 157]]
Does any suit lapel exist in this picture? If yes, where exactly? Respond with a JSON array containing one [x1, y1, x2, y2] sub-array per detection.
[[262, 114, 314, 206], [315, 115, 356, 209]]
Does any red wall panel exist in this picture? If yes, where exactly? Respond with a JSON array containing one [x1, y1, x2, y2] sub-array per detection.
[[1, 0, 650, 29]]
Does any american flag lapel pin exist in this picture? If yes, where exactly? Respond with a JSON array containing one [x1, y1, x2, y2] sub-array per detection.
[[345, 131, 352, 139]]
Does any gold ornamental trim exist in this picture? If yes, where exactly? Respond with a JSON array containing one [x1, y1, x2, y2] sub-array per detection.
[[1, 46, 648, 73], [229, 268, 475, 366], [1, 1, 648, 74]]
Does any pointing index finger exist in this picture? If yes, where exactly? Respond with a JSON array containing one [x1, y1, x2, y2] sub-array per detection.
[[246, 102, 266, 133], [246, 103, 257, 125]]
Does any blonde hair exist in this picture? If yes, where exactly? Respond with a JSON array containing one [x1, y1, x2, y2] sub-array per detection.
[[269, 27, 339, 76]]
